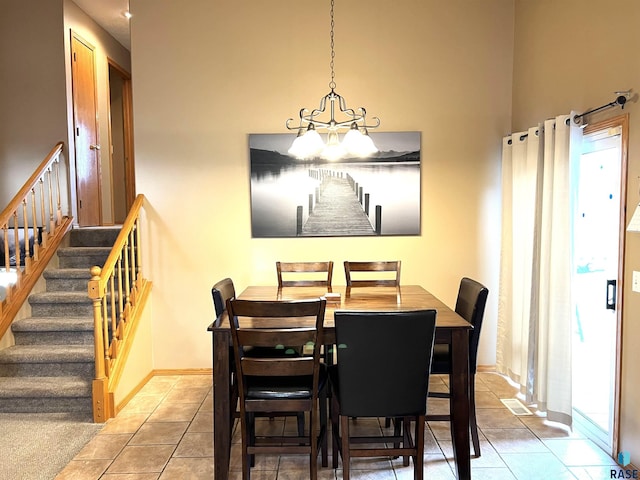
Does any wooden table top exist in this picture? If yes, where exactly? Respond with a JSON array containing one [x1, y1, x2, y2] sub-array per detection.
[[211, 285, 471, 330]]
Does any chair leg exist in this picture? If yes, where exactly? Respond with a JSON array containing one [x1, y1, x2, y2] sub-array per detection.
[[402, 417, 410, 467], [341, 415, 351, 480], [248, 413, 256, 468], [331, 394, 340, 469], [469, 374, 481, 457], [414, 415, 425, 480], [240, 413, 252, 480], [310, 408, 318, 480], [391, 417, 403, 462], [319, 386, 328, 467]]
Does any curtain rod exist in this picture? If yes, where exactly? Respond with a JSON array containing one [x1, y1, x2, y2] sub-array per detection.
[[574, 93, 629, 124], [507, 92, 631, 144]]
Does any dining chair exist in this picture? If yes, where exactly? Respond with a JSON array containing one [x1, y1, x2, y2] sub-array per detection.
[[211, 277, 238, 438], [227, 297, 328, 480], [343, 260, 401, 287], [426, 277, 489, 457], [329, 309, 437, 480], [211, 278, 305, 435], [212, 277, 236, 318], [276, 261, 334, 288]]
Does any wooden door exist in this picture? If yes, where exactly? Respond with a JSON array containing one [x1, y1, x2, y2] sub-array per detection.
[[71, 33, 102, 226]]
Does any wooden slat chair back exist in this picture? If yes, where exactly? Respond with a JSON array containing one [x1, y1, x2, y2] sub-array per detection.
[[276, 261, 334, 288], [343, 260, 401, 287], [226, 297, 328, 480]]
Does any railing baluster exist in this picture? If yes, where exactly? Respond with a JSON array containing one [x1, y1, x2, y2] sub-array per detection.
[[47, 166, 54, 233], [124, 236, 131, 312], [129, 227, 137, 300], [135, 219, 142, 292], [30, 188, 39, 262], [2, 224, 9, 276], [38, 178, 46, 247], [117, 255, 124, 327], [55, 159, 62, 224], [110, 268, 117, 355], [12, 213, 20, 279], [21, 200, 30, 270]]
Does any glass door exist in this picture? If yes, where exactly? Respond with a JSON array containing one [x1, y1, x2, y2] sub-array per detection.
[[572, 120, 625, 454]]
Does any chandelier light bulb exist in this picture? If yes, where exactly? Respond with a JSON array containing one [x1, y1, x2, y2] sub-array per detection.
[[321, 130, 347, 161], [288, 126, 324, 159]]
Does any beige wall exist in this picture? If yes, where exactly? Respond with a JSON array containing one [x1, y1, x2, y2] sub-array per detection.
[[0, 0, 68, 207], [130, 0, 511, 371], [512, 0, 640, 461]]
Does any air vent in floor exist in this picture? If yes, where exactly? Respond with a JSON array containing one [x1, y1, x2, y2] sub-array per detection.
[[501, 398, 533, 416]]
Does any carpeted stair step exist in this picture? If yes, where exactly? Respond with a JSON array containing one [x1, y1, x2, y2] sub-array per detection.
[[57, 246, 112, 269], [28, 291, 93, 317], [0, 344, 94, 377], [69, 227, 121, 247], [0, 376, 92, 413], [12, 317, 94, 345], [43, 268, 92, 292], [0, 226, 121, 416]]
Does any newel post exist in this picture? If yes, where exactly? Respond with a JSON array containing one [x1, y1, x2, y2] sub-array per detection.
[[88, 265, 109, 422]]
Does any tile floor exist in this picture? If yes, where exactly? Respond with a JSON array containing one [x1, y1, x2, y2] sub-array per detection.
[[55, 372, 624, 480]]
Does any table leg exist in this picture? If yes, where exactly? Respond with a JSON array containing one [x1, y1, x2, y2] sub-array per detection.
[[213, 329, 232, 480], [449, 329, 471, 480]]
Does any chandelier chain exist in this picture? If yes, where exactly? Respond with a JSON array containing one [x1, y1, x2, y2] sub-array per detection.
[[329, 0, 336, 90]]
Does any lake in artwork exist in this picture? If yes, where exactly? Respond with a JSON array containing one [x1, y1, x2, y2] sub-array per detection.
[[249, 132, 421, 238]]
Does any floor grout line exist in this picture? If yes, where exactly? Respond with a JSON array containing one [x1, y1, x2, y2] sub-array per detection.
[[53, 372, 620, 480]]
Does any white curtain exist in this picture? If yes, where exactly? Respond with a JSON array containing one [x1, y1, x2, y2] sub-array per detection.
[[497, 113, 583, 427]]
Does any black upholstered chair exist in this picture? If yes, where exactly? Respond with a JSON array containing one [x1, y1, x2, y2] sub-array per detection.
[[426, 277, 489, 457], [276, 261, 334, 288], [330, 309, 437, 480], [343, 260, 401, 287], [227, 297, 328, 480]]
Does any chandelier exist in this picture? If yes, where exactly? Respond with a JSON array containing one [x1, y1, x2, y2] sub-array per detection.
[[286, 0, 380, 161]]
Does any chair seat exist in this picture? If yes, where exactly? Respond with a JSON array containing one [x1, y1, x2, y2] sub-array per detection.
[[246, 366, 327, 400]]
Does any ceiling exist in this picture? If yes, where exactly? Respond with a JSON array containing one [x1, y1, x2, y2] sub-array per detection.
[[72, 0, 131, 50]]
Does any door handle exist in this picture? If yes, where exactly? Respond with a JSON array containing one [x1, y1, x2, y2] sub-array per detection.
[[90, 144, 101, 150], [606, 279, 617, 310]]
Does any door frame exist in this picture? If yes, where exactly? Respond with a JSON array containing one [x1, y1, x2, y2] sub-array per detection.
[[580, 113, 628, 456], [106, 58, 136, 221]]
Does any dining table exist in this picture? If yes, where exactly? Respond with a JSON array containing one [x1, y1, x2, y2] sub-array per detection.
[[208, 284, 473, 480]]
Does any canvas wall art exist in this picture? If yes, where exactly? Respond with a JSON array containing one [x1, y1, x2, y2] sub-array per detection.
[[249, 131, 421, 238]]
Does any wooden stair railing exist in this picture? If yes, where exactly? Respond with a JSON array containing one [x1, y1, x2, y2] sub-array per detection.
[[0, 142, 73, 339], [88, 194, 152, 422]]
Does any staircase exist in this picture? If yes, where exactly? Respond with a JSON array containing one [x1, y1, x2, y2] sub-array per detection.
[[0, 227, 120, 415]]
